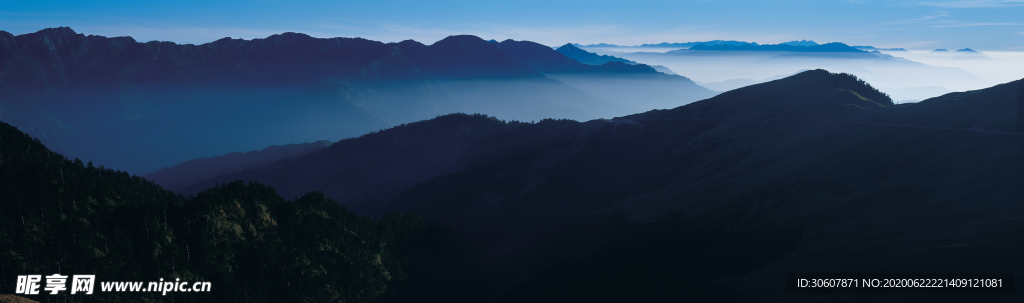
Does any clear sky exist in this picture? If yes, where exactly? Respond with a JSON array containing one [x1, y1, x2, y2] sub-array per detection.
[[1, 0, 1023, 50]]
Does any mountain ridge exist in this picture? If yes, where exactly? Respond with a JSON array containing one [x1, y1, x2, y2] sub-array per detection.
[[496, 40, 652, 74], [688, 42, 866, 52], [169, 70, 1020, 212], [0, 27, 669, 173], [8, 66, 1021, 301], [555, 43, 638, 65]]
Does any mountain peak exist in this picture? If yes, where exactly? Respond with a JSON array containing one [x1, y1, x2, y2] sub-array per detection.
[[630, 69, 893, 121], [775, 69, 891, 104], [36, 26, 78, 36], [780, 40, 819, 46], [433, 34, 489, 46], [15, 26, 82, 47], [422, 35, 542, 79]]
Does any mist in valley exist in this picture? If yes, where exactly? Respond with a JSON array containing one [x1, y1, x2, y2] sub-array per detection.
[[29, 76, 697, 175], [584, 46, 1024, 103], [4, 0, 1024, 301]]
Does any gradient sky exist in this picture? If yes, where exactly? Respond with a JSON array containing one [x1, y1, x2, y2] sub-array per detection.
[[1, 0, 1023, 50]]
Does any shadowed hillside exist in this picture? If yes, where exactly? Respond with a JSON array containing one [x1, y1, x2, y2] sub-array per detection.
[[0, 121, 491, 303], [144, 140, 332, 193], [162, 70, 1023, 302]]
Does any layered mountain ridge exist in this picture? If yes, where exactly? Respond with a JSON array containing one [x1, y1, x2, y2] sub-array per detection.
[[0, 27, 715, 174], [147, 69, 1023, 302], [3, 61, 1021, 302]]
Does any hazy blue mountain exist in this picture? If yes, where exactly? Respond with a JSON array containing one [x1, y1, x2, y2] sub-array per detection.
[[166, 70, 1022, 301], [497, 40, 648, 73], [779, 40, 818, 46], [637, 40, 757, 48], [926, 47, 989, 59], [649, 65, 676, 75], [853, 45, 908, 51], [554, 43, 638, 65], [146, 40, 717, 193], [0, 28, 632, 174], [609, 41, 987, 100], [689, 42, 866, 52], [490, 41, 718, 111], [573, 43, 622, 47]]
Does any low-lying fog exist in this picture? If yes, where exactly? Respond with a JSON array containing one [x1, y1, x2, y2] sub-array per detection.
[[584, 47, 1024, 103]]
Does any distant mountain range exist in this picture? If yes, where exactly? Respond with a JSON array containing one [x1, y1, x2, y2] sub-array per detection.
[[149, 70, 1023, 301], [555, 43, 637, 65], [4, 26, 1021, 303], [933, 48, 978, 53], [575, 40, 922, 52], [0, 27, 714, 174], [495, 40, 648, 73], [575, 40, 758, 48], [595, 38, 988, 101], [852, 45, 908, 51], [688, 42, 866, 52], [576, 40, 991, 54], [778, 40, 818, 46]]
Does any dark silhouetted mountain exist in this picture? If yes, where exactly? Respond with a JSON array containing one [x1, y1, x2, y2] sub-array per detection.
[[150, 41, 717, 192], [780, 40, 819, 46], [630, 70, 892, 120], [165, 70, 1023, 301], [0, 27, 637, 174], [933, 48, 950, 52], [956, 48, 978, 52], [1018, 80, 1023, 133], [0, 120, 491, 303], [6, 28, 1022, 302], [415, 35, 542, 79], [1, 27, 419, 89], [870, 77, 1019, 131], [554, 43, 638, 65], [178, 113, 561, 207], [689, 42, 866, 52], [145, 140, 332, 193]]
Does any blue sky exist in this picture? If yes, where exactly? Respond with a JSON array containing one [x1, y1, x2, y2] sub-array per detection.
[[1, 0, 1023, 50]]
